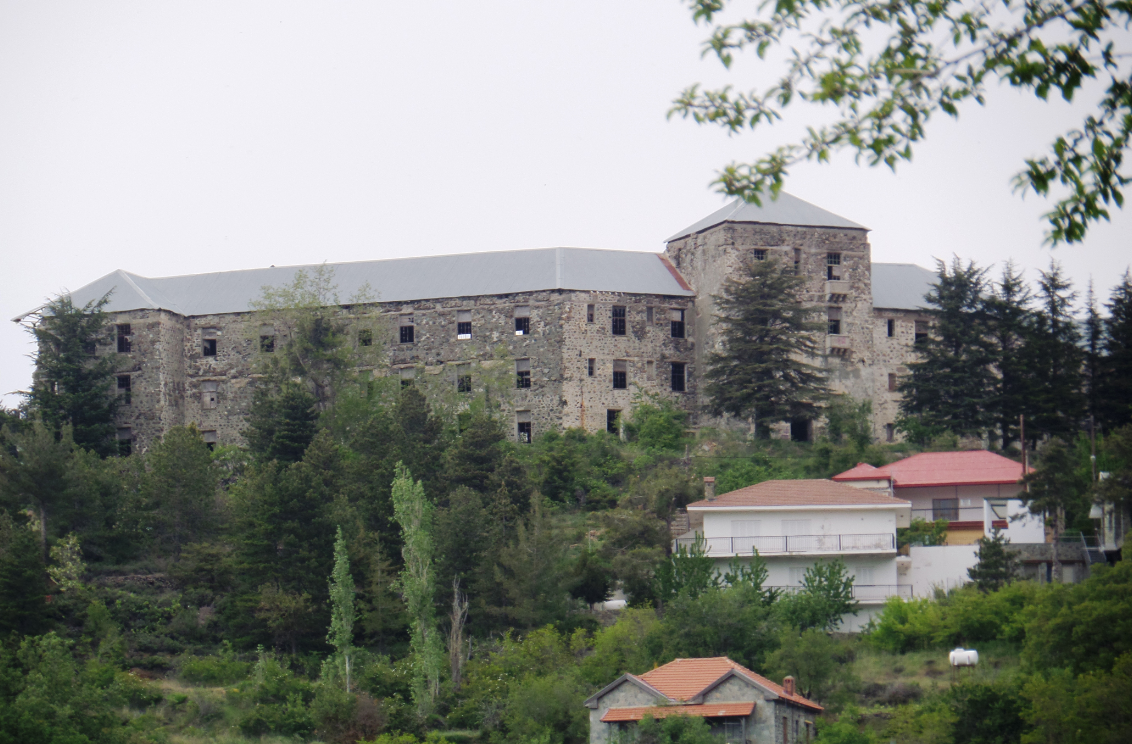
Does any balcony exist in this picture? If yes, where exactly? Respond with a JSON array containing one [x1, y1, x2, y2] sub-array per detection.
[[768, 584, 912, 602], [911, 508, 1006, 532], [826, 279, 851, 298], [827, 335, 851, 355], [674, 533, 896, 557]]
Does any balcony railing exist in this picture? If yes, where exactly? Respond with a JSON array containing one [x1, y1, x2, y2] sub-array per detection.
[[768, 584, 912, 601], [674, 533, 895, 557]]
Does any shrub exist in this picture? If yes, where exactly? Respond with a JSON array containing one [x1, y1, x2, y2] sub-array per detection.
[[177, 641, 251, 685]]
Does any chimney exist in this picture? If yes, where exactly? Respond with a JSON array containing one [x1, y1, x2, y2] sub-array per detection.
[[783, 676, 796, 696], [704, 477, 716, 502]]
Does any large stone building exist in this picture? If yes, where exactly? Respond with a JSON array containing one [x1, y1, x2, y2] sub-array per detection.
[[19, 193, 935, 451]]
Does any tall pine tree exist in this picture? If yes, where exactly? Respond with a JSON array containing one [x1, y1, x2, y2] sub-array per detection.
[[898, 258, 995, 439], [983, 261, 1034, 449], [1102, 271, 1132, 430], [1024, 261, 1085, 442], [703, 257, 827, 437], [1083, 280, 1106, 429]]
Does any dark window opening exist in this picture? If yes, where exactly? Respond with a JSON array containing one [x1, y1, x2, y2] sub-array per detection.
[[886, 423, 895, 443], [828, 318, 841, 335], [517, 421, 532, 443], [670, 308, 685, 339], [933, 498, 959, 521], [587, 358, 595, 377], [202, 338, 217, 356], [400, 326, 414, 343], [116, 429, 133, 457], [260, 335, 275, 352], [516, 359, 531, 389], [753, 249, 767, 261], [793, 248, 802, 275], [116, 324, 132, 353], [612, 360, 627, 389], [515, 317, 529, 335], [456, 365, 472, 393], [202, 431, 218, 451], [607, 409, 621, 435], [457, 310, 472, 339], [611, 306, 626, 336], [914, 320, 929, 344], [359, 329, 373, 347], [886, 318, 895, 337], [826, 252, 841, 280], [117, 375, 131, 405], [888, 373, 897, 392], [586, 304, 594, 323], [671, 362, 686, 392], [790, 418, 811, 442], [646, 306, 654, 323]]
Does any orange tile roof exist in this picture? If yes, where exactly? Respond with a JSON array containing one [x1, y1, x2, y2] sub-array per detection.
[[634, 657, 822, 711], [832, 451, 1026, 488], [601, 702, 755, 722], [687, 479, 908, 509]]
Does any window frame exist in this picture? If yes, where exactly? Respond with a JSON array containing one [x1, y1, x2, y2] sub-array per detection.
[[612, 360, 627, 390], [611, 305, 626, 336], [670, 308, 685, 339], [671, 361, 686, 392], [117, 374, 132, 405], [516, 358, 531, 389]]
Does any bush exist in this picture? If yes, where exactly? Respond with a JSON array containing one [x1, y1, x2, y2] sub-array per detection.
[[177, 642, 251, 685]]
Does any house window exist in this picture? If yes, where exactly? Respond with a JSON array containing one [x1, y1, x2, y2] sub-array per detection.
[[856, 566, 875, 586], [116, 324, 132, 353], [201, 328, 218, 356], [260, 325, 276, 353], [516, 410, 532, 443], [456, 364, 472, 393], [587, 358, 595, 377], [722, 721, 743, 743], [886, 423, 895, 442], [887, 318, 896, 337], [915, 320, 929, 344], [201, 381, 219, 410], [793, 248, 802, 275], [827, 308, 842, 335], [611, 305, 626, 336], [670, 308, 685, 338], [933, 498, 959, 521], [612, 360, 627, 389], [457, 310, 472, 339], [586, 304, 594, 323], [753, 249, 767, 261], [400, 315, 415, 344], [790, 418, 811, 442], [671, 362, 686, 392], [515, 305, 530, 335], [116, 428, 133, 457], [826, 252, 841, 280], [516, 359, 531, 389], [358, 328, 373, 347], [202, 430, 218, 451], [888, 373, 897, 392], [117, 375, 131, 405], [399, 367, 415, 388], [646, 306, 654, 323], [606, 409, 621, 435]]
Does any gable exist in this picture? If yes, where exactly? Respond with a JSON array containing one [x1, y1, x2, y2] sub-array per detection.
[[701, 674, 766, 704], [584, 674, 670, 710]]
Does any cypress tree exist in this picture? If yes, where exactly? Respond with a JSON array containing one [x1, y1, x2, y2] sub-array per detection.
[[1101, 271, 1132, 430], [967, 527, 1019, 592], [898, 258, 995, 439], [326, 526, 356, 692], [1083, 281, 1106, 429], [244, 382, 319, 463], [703, 256, 827, 436], [26, 294, 119, 456], [983, 262, 1034, 449], [1024, 261, 1085, 442]]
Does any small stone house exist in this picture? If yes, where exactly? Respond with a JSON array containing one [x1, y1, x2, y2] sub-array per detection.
[[584, 656, 822, 744]]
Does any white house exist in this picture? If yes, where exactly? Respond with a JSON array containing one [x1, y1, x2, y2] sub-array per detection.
[[678, 478, 912, 630]]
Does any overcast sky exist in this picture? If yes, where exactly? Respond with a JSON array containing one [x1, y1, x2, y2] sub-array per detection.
[[2, 2, 1129, 408]]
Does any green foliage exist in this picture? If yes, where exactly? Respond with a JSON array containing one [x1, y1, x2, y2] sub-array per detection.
[[624, 391, 690, 452], [815, 709, 874, 744], [653, 535, 718, 603], [327, 526, 357, 692], [824, 396, 874, 450], [245, 381, 320, 463], [703, 256, 827, 433], [948, 681, 1025, 744], [1023, 262, 1086, 441], [141, 425, 219, 557], [0, 511, 48, 636], [968, 528, 1019, 593], [767, 627, 855, 705], [897, 518, 948, 549], [177, 642, 251, 685], [580, 609, 660, 685], [1022, 438, 1090, 554], [650, 584, 780, 671], [1100, 271, 1132, 430], [493, 498, 577, 629], [1021, 652, 1132, 744], [634, 713, 717, 744], [777, 558, 859, 631]]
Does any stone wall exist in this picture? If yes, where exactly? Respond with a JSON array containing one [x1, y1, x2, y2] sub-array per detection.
[[871, 307, 935, 440]]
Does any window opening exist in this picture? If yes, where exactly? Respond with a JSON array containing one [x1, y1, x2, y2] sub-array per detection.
[[888, 373, 897, 392], [259, 324, 276, 353], [516, 410, 532, 443], [456, 364, 472, 393], [611, 305, 626, 336], [646, 360, 655, 380], [116, 428, 133, 457], [827, 308, 842, 335], [671, 362, 686, 392], [201, 328, 218, 357], [612, 360, 627, 389], [116, 324, 132, 353], [670, 308, 685, 338], [516, 359, 531, 389], [400, 367, 416, 388], [202, 430, 218, 451], [400, 315, 415, 344], [915, 320, 929, 344], [790, 418, 811, 442], [457, 310, 472, 339], [856, 566, 875, 585], [826, 252, 842, 280], [886, 318, 895, 337], [646, 306, 654, 323], [606, 409, 621, 435], [722, 721, 743, 743], [515, 305, 530, 335], [933, 498, 959, 521], [117, 375, 131, 405], [753, 249, 767, 261], [587, 358, 595, 377], [793, 248, 801, 275], [886, 423, 895, 442], [358, 328, 373, 347], [201, 381, 219, 410]]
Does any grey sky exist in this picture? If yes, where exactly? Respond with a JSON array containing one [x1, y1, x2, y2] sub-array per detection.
[[2, 2, 1128, 408]]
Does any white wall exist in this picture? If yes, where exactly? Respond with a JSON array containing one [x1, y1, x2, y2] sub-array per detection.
[[1004, 500, 1045, 543], [907, 545, 978, 596], [699, 508, 898, 539], [717, 556, 899, 594]]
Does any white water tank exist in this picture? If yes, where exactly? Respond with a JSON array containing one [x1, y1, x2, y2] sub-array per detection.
[[949, 648, 979, 667]]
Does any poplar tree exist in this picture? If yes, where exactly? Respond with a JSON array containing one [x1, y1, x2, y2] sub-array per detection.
[[1102, 272, 1132, 430], [326, 526, 356, 692], [703, 257, 827, 436], [390, 463, 443, 719], [898, 258, 995, 438]]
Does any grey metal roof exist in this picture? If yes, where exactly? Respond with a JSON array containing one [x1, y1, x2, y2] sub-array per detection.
[[666, 193, 867, 241], [872, 263, 937, 310], [20, 247, 694, 319]]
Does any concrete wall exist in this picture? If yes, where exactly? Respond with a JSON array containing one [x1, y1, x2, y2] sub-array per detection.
[[907, 545, 980, 596], [699, 507, 897, 540]]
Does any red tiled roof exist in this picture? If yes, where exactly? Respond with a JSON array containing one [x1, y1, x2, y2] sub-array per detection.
[[687, 479, 908, 509], [601, 702, 755, 722], [832, 451, 1025, 488], [635, 657, 822, 711]]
